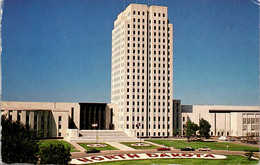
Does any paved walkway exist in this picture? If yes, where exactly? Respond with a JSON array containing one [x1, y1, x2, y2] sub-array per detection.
[[106, 142, 136, 151], [71, 141, 86, 153], [145, 141, 165, 148]]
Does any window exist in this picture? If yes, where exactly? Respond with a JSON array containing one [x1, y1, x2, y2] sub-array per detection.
[[133, 11, 135, 15]]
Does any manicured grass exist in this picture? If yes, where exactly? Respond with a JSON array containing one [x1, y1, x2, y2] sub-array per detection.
[[38, 140, 79, 152], [120, 142, 158, 149], [95, 155, 259, 165], [77, 143, 119, 151], [145, 140, 259, 151]]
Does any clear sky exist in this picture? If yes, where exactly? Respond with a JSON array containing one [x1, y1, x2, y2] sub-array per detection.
[[1, 0, 259, 105]]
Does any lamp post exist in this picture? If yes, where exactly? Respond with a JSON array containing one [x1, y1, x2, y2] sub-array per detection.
[[136, 123, 141, 143]]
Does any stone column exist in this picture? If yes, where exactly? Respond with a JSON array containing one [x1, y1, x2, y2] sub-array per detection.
[[13, 110, 18, 121], [21, 111, 27, 125], [29, 111, 34, 129], [44, 111, 48, 137]]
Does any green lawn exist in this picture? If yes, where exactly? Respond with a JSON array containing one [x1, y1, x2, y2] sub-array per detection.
[[120, 142, 158, 149], [145, 140, 259, 151], [95, 155, 258, 165], [38, 140, 79, 152], [77, 143, 118, 151]]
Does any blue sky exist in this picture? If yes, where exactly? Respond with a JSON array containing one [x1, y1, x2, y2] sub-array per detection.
[[1, 0, 259, 105]]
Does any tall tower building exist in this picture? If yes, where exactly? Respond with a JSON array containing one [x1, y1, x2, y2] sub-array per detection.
[[111, 4, 173, 137]]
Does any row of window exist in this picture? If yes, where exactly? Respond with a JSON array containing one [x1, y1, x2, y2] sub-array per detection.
[[126, 81, 170, 88], [127, 23, 170, 31], [127, 49, 170, 56], [243, 125, 259, 130], [127, 30, 170, 39], [126, 124, 170, 129], [132, 18, 167, 25], [132, 10, 166, 18], [126, 116, 171, 122], [242, 118, 260, 124], [137, 132, 170, 137], [127, 62, 170, 69], [127, 36, 170, 44], [126, 108, 171, 113], [126, 87, 170, 94]]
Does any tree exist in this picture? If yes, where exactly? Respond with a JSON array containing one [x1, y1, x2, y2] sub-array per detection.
[[198, 118, 211, 139], [173, 129, 181, 137], [183, 120, 199, 141], [39, 143, 71, 164], [1, 115, 40, 163]]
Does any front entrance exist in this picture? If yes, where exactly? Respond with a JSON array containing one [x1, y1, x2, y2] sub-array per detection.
[[79, 103, 112, 130]]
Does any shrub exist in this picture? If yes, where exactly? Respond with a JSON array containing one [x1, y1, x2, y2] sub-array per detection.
[[1, 115, 39, 164], [39, 142, 71, 164]]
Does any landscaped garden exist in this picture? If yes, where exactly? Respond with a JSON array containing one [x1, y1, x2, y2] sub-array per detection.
[[120, 142, 158, 149], [145, 140, 259, 151], [38, 140, 79, 152], [94, 155, 258, 165], [77, 143, 119, 151]]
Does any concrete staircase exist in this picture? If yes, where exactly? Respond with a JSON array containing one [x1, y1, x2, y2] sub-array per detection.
[[70, 130, 142, 143]]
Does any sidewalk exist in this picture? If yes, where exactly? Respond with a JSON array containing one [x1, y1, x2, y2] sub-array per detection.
[[106, 142, 136, 151], [145, 141, 166, 148], [71, 141, 86, 153]]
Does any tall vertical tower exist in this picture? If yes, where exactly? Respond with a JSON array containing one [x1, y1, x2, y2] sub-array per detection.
[[111, 4, 173, 137]]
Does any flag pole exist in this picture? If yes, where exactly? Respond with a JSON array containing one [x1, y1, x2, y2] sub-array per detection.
[[139, 125, 141, 143]]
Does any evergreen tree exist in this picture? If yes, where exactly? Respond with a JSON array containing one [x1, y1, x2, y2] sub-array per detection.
[[183, 120, 199, 141], [1, 115, 40, 163], [199, 118, 211, 139]]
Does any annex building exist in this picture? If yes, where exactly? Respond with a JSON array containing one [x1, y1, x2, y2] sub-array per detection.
[[182, 105, 259, 137], [1, 101, 259, 140]]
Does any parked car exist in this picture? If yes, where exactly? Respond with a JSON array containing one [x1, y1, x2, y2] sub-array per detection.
[[180, 146, 195, 151], [157, 147, 171, 151], [240, 138, 248, 143], [248, 140, 258, 144], [85, 149, 101, 153], [218, 136, 227, 141], [229, 138, 235, 142], [198, 147, 211, 151]]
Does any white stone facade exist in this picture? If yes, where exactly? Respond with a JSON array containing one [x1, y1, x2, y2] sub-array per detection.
[[111, 4, 174, 137], [181, 105, 260, 137], [1, 101, 80, 138]]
